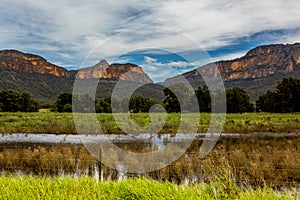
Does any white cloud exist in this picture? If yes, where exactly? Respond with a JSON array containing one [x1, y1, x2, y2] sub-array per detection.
[[146, 69, 179, 81], [144, 56, 157, 64], [141, 58, 199, 82], [211, 51, 248, 62], [165, 61, 197, 68], [143, 59, 198, 68], [0, 0, 300, 68], [144, 65, 158, 72]]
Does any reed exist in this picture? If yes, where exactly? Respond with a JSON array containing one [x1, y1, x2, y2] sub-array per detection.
[[0, 135, 299, 188]]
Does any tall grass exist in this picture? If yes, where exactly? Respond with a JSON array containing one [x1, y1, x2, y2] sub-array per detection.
[[0, 136, 299, 188], [0, 176, 295, 200]]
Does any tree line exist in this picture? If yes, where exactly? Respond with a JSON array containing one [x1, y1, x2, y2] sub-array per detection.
[[256, 77, 300, 112], [161, 77, 300, 113], [1, 77, 299, 113], [0, 90, 38, 112], [51, 82, 254, 113]]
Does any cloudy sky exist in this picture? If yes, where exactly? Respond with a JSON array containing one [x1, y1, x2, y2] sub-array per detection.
[[1, 0, 300, 82]]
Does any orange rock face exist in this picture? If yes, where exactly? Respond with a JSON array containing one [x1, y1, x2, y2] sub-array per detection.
[[0, 50, 71, 77], [0, 50, 153, 83], [76, 60, 152, 83], [190, 43, 300, 82]]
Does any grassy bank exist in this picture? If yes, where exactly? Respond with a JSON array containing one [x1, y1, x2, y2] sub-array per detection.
[[0, 112, 300, 134], [0, 176, 295, 200]]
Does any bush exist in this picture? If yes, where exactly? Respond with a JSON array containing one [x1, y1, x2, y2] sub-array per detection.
[[0, 90, 38, 112]]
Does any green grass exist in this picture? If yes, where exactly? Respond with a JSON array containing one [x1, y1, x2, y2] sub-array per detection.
[[0, 176, 295, 200], [1, 112, 300, 134]]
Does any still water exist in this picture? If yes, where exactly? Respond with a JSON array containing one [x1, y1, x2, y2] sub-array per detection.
[[0, 133, 299, 187]]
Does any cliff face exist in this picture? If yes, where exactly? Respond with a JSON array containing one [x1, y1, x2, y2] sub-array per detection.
[[166, 43, 300, 85], [76, 60, 152, 83], [0, 50, 152, 83], [0, 50, 71, 77], [2, 43, 300, 102], [216, 43, 300, 81]]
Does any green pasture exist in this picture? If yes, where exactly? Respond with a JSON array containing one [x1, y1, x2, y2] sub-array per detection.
[[0, 111, 300, 134], [0, 112, 300, 134]]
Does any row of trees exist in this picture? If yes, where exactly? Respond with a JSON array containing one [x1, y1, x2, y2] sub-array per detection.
[[162, 83, 253, 113], [0, 90, 38, 112], [162, 77, 300, 113], [52, 84, 254, 113], [2, 77, 299, 113], [52, 93, 163, 113], [256, 77, 300, 112]]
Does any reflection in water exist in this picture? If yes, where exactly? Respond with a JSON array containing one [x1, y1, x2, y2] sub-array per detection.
[[0, 133, 299, 187]]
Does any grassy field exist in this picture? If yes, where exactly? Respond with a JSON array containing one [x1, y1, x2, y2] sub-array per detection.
[[0, 112, 300, 134], [0, 112, 300, 192], [0, 176, 295, 200]]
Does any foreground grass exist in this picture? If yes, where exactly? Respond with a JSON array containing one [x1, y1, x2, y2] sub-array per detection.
[[0, 176, 294, 200], [0, 112, 300, 134]]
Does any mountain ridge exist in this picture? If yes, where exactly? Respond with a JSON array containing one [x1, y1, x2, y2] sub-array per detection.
[[0, 49, 71, 77], [0, 49, 152, 83], [0, 49, 155, 102], [164, 43, 300, 100], [1, 43, 300, 102], [166, 43, 300, 82]]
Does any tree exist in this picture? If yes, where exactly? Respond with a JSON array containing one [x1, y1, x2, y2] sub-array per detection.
[[0, 90, 21, 112], [73, 94, 94, 113], [276, 77, 300, 112], [256, 90, 279, 112], [53, 92, 95, 113], [54, 92, 72, 112], [129, 96, 162, 113], [20, 92, 38, 112], [211, 89, 226, 113], [95, 97, 112, 113], [163, 83, 192, 113], [0, 90, 38, 112], [163, 87, 180, 113], [195, 85, 211, 112], [256, 77, 300, 112], [226, 87, 254, 113]]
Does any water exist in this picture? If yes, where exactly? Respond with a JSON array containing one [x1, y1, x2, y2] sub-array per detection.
[[1, 132, 297, 144], [0, 132, 299, 189]]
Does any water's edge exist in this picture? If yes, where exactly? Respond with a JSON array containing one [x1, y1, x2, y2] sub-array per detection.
[[0, 132, 299, 144]]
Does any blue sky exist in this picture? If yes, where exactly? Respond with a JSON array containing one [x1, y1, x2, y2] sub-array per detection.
[[1, 0, 300, 82]]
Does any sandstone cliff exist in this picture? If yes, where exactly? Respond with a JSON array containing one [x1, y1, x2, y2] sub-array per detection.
[[166, 43, 300, 86], [0, 50, 70, 77], [76, 60, 152, 83], [0, 50, 153, 83], [217, 43, 300, 81]]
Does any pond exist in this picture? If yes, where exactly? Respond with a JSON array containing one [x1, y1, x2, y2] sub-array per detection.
[[0, 133, 299, 188]]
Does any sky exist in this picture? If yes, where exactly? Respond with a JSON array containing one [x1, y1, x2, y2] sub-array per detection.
[[1, 0, 300, 82]]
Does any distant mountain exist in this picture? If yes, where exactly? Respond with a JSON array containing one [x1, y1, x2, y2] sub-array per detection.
[[164, 43, 300, 100], [76, 60, 152, 83], [0, 50, 72, 77], [0, 50, 157, 103], [1, 43, 300, 104], [0, 50, 152, 83]]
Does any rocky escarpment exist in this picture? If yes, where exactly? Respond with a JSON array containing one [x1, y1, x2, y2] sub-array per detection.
[[0, 50, 70, 77], [0, 50, 152, 83], [165, 43, 300, 85], [217, 43, 300, 81], [76, 60, 152, 83]]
